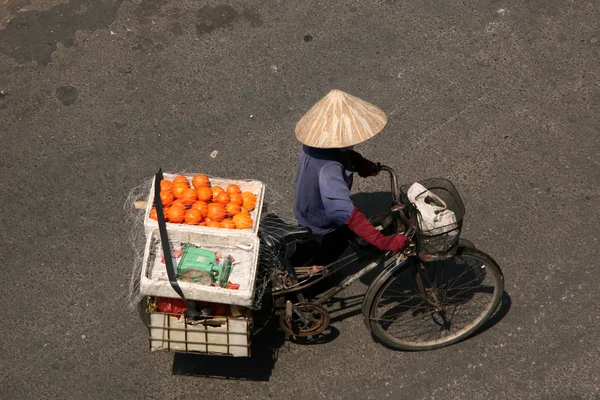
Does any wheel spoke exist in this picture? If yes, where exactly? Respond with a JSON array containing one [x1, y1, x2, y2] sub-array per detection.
[[387, 320, 435, 338], [376, 304, 429, 322], [446, 285, 495, 297], [387, 318, 443, 342], [374, 297, 423, 315], [441, 276, 484, 294], [380, 291, 421, 304], [440, 263, 477, 290]]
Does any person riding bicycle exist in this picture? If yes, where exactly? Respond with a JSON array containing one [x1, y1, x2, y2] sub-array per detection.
[[294, 89, 409, 265]]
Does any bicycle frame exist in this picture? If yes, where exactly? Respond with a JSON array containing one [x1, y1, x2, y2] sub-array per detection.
[[312, 251, 404, 306], [272, 165, 416, 306]]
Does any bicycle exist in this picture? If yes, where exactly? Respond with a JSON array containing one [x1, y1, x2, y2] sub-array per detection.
[[258, 166, 505, 351]]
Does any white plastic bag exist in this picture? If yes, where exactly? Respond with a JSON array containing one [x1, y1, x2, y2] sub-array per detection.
[[407, 182, 457, 234]]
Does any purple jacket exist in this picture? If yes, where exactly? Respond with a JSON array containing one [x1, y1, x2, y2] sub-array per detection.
[[294, 145, 355, 235]]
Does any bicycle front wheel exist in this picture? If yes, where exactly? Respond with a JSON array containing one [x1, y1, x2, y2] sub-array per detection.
[[368, 247, 504, 351]]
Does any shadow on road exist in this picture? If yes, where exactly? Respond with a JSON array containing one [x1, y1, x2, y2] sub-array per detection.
[[472, 290, 512, 337], [351, 191, 395, 219], [287, 325, 341, 345], [326, 294, 365, 324]]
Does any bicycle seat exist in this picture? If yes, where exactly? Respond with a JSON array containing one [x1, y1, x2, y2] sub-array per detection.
[[260, 214, 312, 252]]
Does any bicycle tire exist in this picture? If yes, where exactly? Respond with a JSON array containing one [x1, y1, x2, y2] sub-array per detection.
[[367, 247, 504, 351]]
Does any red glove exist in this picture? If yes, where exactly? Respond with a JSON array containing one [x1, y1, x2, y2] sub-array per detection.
[[345, 207, 409, 252], [349, 151, 380, 178]]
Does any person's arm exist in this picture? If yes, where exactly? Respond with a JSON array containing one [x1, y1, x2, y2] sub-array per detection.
[[345, 207, 408, 252], [319, 162, 355, 226], [320, 163, 408, 252]]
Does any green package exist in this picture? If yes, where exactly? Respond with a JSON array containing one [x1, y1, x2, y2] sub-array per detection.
[[177, 245, 233, 287], [178, 246, 216, 274]]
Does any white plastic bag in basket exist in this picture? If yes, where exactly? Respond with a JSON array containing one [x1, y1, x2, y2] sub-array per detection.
[[407, 182, 457, 233]]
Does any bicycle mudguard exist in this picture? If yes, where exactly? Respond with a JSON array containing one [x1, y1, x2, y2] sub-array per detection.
[[361, 254, 411, 331]]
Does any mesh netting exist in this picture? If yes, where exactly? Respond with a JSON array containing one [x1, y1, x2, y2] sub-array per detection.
[[124, 178, 153, 313]]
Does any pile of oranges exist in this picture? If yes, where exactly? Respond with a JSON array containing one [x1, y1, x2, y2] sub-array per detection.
[[149, 174, 257, 229]]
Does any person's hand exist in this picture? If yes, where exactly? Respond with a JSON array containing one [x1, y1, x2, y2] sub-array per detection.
[[358, 159, 378, 177], [373, 162, 382, 175], [350, 151, 380, 178], [381, 234, 409, 252]]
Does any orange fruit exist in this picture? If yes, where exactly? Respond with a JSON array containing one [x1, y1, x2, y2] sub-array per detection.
[[241, 192, 256, 201], [226, 184, 241, 194], [196, 186, 213, 202], [207, 203, 226, 222], [160, 180, 173, 191], [220, 219, 236, 229], [215, 192, 230, 205], [151, 207, 171, 221], [168, 205, 186, 223], [192, 174, 211, 189], [211, 186, 224, 201], [241, 192, 257, 211], [180, 188, 198, 206], [242, 198, 256, 212], [172, 183, 188, 199], [206, 220, 221, 228], [191, 201, 208, 218], [229, 192, 243, 205], [240, 207, 250, 215], [226, 202, 241, 217], [233, 213, 253, 229], [172, 198, 189, 209], [172, 175, 190, 187], [184, 208, 203, 225], [160, 190, 175, 207]]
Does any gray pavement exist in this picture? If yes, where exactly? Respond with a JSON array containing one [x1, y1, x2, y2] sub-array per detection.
[[1, 0, 599, 399]]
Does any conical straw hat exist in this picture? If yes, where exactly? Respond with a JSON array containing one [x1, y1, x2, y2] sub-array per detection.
[[295, 89, 387, 148]]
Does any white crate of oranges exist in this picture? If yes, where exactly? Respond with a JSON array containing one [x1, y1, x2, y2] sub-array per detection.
[[144, 173, 265, 236]]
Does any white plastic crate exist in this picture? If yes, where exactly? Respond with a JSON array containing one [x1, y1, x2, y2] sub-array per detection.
[[144, 173, 265, 236], [149, 311, 252, 357], [140, 228, 260, 307]]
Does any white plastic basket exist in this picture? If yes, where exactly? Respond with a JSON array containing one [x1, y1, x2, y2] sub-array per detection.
[[144, 173, 265, 236], [149, 311, 251, 357], [140, 228, 260, 307]]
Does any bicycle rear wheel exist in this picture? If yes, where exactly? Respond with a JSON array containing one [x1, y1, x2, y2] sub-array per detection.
[[368, 247, 504, 351]]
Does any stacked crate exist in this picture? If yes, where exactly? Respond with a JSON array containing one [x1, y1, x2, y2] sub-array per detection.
[[140, 173, 265, 357]]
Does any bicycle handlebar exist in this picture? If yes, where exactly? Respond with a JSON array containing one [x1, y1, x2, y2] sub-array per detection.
[[379, 165, 402, 205], [378, 165, 418, 241]]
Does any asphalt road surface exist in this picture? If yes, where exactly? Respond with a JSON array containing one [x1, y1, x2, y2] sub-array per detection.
[[1, 0, 599, 399]]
